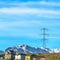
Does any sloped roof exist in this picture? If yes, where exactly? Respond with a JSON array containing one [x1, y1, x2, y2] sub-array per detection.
[[0, 51, 4, 56]]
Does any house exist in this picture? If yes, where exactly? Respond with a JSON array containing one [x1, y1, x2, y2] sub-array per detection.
[[5, 51, 11, 60], [5, 46, 26, 60], [25, 54, 39, 60], [31, 54, 39, 60], [39, 56, 46, 60], [0, 51, 4, 60], [25, 54, 31, 60], [14, 48, 25, 60], [15, 51, 25, 60], [38, 54, 46, 60], [5, 50, 15, 60]]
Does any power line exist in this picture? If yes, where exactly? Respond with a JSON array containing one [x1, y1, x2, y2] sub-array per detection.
[[41, 28, 48, 48]]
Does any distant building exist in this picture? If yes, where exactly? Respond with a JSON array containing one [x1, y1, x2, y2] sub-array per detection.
[[14, 50, 25, 60], [5, 50, 15, 60], [25, 54, 39, 60], [38, 55, 46, 60], [25, 54, 31, 60], [0, 51, 4, 60]]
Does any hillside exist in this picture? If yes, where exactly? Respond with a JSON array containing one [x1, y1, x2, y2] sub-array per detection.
[[39, 53, 60, 60]]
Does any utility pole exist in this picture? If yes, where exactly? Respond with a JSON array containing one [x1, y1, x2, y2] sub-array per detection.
[[41, 28, 48, 49]]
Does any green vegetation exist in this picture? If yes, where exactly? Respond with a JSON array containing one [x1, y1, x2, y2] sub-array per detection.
[[43, 53, 60, 60]]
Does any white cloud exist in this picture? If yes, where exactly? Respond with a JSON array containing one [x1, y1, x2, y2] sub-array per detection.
[[0, 7, 60, 18], [39, 1, 60, 6], [0, 7, 60, 15], [0, 1, 60, 18]]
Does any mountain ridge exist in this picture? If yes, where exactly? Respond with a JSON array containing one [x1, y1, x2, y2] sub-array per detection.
[[0, 44, 60, 54]]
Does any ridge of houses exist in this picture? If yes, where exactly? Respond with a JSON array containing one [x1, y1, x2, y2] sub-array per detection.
[[0, 49, 46, 60]]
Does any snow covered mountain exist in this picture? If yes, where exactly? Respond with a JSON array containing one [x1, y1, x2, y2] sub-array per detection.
[[5, 45, 49, 54], [17, 44, 49, 54], [49, 49, 60, 53], [5, 44, 60, 54]]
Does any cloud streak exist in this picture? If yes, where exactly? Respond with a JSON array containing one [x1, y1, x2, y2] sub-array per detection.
[[0, 7, 60, 18], [0, 1, 60, 19], [0, 1, 60, 7]]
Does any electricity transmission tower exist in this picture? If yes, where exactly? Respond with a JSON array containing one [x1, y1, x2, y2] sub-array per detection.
[[41, 28, 48, 49]]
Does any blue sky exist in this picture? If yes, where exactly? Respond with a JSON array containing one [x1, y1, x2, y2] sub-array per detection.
[[0, 0, 60, 50]]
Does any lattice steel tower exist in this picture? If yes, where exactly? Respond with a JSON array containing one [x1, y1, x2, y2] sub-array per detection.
[[41, 28, 48, 48]]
